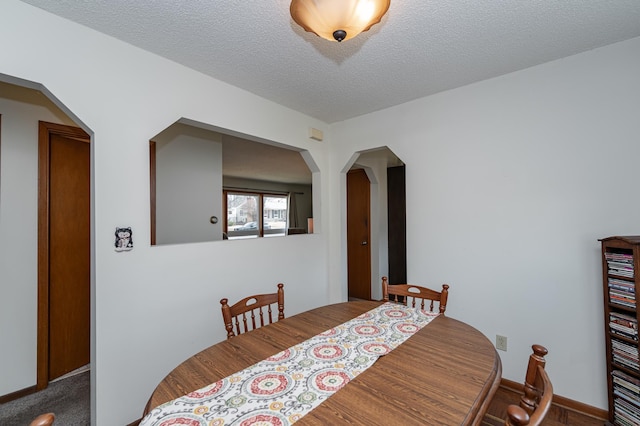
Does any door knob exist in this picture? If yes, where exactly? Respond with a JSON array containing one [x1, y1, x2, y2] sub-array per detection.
[[361, 241, 368, 245]]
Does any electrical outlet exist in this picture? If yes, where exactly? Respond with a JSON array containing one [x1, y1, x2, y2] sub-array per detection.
[[496, 335, 508, 351]]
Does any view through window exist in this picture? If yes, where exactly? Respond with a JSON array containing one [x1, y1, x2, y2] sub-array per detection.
[[226, 191, 288, 239]]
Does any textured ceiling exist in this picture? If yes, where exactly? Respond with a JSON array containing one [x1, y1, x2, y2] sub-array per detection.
[[19, 0, 640, 124]]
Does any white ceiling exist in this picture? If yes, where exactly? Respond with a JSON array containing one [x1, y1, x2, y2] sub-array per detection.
[[20, 0, 640, 124]]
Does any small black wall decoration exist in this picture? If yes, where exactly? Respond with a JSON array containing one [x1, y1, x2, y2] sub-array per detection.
[[115, 227, 133, 251]]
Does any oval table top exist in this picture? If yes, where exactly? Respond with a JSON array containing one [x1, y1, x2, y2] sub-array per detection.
[[144, 300, 502, 425]]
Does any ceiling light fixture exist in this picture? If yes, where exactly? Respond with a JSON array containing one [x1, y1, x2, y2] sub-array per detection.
[[290, 0, 390, 43]]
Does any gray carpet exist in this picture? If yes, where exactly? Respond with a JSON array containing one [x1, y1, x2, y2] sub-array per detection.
[[0, 371, 90, 426]]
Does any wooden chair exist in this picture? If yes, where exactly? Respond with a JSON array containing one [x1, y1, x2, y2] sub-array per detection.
[[505, 344, 553, 426], [30, 413, 55, 426], [220, 283, 284, 339], [381, 276, 449, 314]]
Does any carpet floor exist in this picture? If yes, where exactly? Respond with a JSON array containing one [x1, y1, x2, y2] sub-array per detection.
[[0, 371, 89, 426]]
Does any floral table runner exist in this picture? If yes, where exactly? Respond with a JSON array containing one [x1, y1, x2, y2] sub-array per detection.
[[140, 302, 438, 426]]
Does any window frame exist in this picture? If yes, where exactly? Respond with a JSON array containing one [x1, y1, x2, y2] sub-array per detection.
[[224, 189, 288, 239]]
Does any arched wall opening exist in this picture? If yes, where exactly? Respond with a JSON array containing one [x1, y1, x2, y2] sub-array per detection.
[[0, 74, 95, 422], [341, 146, 404, 301]]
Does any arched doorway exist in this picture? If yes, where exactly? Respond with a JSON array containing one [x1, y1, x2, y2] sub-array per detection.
[[346, 147, 405, 300]]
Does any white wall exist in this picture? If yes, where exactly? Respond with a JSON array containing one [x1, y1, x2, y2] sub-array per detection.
[[329, 36, 640, 410], [0, 82, 76, 395], [0, 1, 329, 424], [154, 123, 223, 245]]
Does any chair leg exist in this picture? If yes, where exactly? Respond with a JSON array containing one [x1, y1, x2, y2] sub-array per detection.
[[30, 413, 55, 426]]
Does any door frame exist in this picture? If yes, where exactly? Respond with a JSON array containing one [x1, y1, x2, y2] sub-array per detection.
[[150, 141, 156, 245], [347, 168, 372, 300], [37, 121, 90, 390]]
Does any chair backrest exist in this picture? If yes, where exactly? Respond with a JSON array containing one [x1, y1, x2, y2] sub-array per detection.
[[220, 283, 284, 339], [381, 276, 449, 314], [30, 413, 55, 426], [505, 344, 553, 426]]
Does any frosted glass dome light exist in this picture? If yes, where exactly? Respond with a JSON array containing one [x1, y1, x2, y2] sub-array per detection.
[[290, 0, 390, 42]]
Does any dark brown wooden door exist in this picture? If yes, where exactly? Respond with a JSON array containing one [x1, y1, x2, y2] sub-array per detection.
[[48, 133, 90, 380], [387, 165, 407, 285], [347, 169, 371, 300]]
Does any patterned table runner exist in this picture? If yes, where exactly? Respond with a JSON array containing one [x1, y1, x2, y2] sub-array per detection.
[[140, 302, 438, 426]]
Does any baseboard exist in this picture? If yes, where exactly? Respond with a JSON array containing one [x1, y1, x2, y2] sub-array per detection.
[[0, 384, 37, 404], [500, 378, 608, 420]]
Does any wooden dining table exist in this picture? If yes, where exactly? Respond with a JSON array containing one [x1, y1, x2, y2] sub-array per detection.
[[143, 300, 502, 425]]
